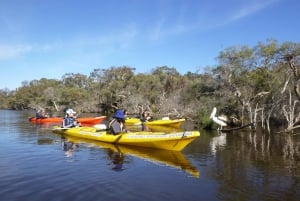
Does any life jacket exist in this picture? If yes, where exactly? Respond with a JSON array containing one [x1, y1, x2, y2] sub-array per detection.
[[36, 112, 46, 119], [108, 119, 122, 134], [62, 117, 76, 128]]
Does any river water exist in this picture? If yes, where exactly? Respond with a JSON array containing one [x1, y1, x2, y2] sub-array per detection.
[[0, 109, 299, 201]]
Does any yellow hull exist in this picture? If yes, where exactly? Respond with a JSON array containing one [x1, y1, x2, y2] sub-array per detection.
[[125, 118, 142, 125], [62, 135, 200, 178], [146, 118, 185, 127], [125, 118, 186, 128], [52, 126, 200, 151]]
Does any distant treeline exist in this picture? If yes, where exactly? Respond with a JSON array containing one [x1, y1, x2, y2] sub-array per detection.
[[1, 39, 300, 133]]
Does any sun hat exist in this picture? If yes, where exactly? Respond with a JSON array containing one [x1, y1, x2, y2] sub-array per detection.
[[66, 109, 76, 114], [114, 110, 125, 120]]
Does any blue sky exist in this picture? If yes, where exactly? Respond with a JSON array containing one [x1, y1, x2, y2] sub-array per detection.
[[0, 0, 299, 90]]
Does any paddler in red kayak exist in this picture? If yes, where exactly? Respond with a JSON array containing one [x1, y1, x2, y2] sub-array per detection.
[[35, 109, 49, 119]]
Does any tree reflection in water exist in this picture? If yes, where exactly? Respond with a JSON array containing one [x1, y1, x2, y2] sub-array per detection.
[[205, 129, 300, 201]]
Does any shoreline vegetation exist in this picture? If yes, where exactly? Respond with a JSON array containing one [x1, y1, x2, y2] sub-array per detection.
[[1, 40, 300, 134]]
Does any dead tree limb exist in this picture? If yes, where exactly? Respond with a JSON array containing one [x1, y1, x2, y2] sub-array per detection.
[[220, 122, 255, 132]]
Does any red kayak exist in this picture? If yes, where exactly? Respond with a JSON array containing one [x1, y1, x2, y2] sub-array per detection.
[[77, 116, 107, 125], [29, 116, 107, 125]]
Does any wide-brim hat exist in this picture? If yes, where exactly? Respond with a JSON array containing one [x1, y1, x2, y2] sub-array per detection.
[[114, 110, 125, 120]]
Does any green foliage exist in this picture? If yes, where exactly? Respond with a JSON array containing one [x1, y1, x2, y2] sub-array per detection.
[[1, 40, 300, 130]]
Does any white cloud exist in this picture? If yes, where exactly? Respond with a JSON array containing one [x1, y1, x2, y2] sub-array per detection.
[[0, 44, 32, 60], [148, 0, 280, 40], [229, 0, 278, 22], [0, 22, 138, 62]]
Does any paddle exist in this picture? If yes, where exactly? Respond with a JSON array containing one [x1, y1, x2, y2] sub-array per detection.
[[113, 132, 125, 144], [52, 127, 70, 131]]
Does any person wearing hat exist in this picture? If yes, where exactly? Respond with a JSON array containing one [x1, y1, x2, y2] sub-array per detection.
[[35, 108, 49, 119], [62, 109, 80, 128], [141, 109, 153, 122], [107, 109, 127, 135]]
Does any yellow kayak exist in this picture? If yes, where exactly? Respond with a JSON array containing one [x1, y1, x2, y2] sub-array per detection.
[[125, 118, 186, 128], [125, 118, 142, 125], [61, 135, 200, 178], [145, 118, 186, 127], [52, 126, 200, 151]]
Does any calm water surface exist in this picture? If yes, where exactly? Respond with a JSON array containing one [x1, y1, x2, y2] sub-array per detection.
[[0, 110, 299, 201]]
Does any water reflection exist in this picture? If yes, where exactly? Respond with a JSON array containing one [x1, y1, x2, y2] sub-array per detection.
[[30, 122, 61, 129], [61, 136, 79, 157], [203, 129, 300, 201], [61, 135, 200, 178], [210, 132, 227, 155], [37, 138, 55, 145], [2, 110, 300, 200], [107, 149, 125, 171]]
